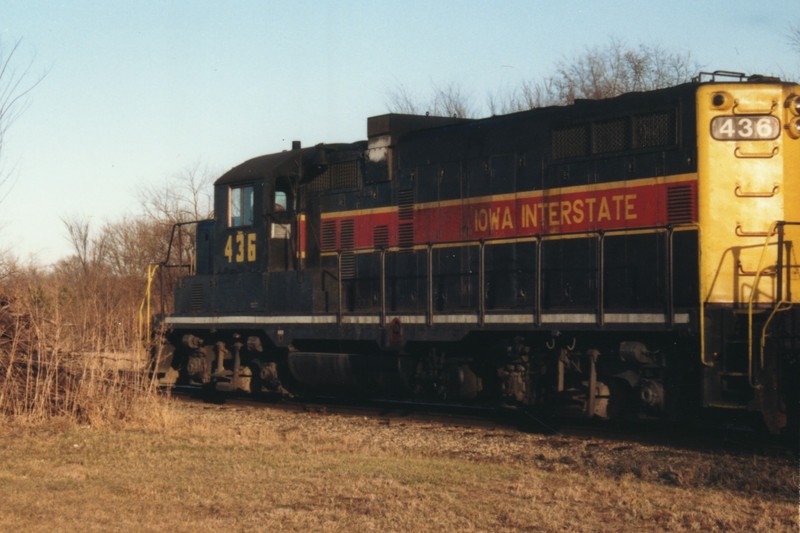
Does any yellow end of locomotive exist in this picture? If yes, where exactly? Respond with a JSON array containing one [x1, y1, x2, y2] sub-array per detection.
[[697, 82, 800, 307]]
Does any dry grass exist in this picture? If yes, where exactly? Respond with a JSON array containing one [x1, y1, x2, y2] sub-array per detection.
[[0, 269, 158, 427], [0, 401, 795, 532]]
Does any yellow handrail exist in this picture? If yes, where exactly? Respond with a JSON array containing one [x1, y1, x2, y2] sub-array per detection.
[[695, 223, 714, 367], [137, 263, 161, 350], [746, 221, 779, 387]]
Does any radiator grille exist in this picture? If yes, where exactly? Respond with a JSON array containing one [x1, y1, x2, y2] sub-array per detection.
[[331, 160, 361, 190], [307, 160, 361, 192], [635, 111, 676, 148], [593, 119, 627, 154], [552, 125, 588, 159]]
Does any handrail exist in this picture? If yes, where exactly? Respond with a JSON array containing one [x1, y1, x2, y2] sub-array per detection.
[[138, 219, 210, 350], [732, 99, 778, 115], [333, 224, 695, 333], [744, 221, 800, 386], [735, 223, 775, 237], [746, 221, 780, 387], [734, 146, 779, 159], [137, 262, 161, 350], [693, 222, 714, 367], [737, 261, 776, 277], [734, 183, 779, 198], [163, 219, 212, 269], [760, 300, 794, 368]]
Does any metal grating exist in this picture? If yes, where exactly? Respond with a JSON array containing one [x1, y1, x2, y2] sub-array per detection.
[[552, 125, 588, 160], [593, 119, 627, 154], [634, 111, 676, 148], [307, 171, 330, 193], [306, 160, 361, 192], [331, 160, 361, 190], [667, 185, 694, 223]]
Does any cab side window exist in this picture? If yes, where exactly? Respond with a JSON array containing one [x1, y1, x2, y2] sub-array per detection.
[[271, 185, 292, 239], [230, 185, 254, 227], [274, 190, 288, 213]]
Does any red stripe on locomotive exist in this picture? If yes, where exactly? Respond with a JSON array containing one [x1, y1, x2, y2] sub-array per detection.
[[322, 177, 696, 250]]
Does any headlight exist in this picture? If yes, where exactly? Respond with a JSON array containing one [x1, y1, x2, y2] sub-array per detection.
[[786, 94, 800, 116], [787, 117, 800, 139], [712, 92, 732, 110]]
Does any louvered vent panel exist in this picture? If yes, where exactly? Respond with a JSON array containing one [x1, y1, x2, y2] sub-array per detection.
[[398, 188, 414, 220], [321, 220, 337, 251], [340, 219, 356, 279], [373, 225, 389, 248], [398, 223, 415, 249], [340, 253, 356, 279], [189, 283, 204, 313], [667, 185, 695, 224], [340, 219, 355, 248], [397, 188, 415, 250]]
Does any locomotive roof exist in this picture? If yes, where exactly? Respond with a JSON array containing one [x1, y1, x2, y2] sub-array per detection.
[[215, 74, 793, 188], [215, 142, 367, 186]]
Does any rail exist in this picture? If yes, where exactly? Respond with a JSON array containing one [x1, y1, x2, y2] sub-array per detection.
[[138, 219, 212, 347], [330, 224, 696, 330]]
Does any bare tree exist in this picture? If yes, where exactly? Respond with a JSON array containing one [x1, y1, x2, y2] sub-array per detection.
[[138, 162, 214, 224], [58, 163, 214, 284], [385, 82, 423, 115], [61, 214, 113, 276], [488, 78, 560, 115], [789, 25, 800, 79], [391, 39, 699, 117], [387, 81, 477, 118], [532, 39, 698, 107], [0, 38, 44, 204], [54, 163, 215, 349], [790, 25, 800, 54]]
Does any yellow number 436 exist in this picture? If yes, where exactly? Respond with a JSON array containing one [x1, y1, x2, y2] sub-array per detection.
[[224, 231, 257, 263]]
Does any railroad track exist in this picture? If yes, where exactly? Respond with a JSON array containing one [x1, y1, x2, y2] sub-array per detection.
[[163, 384, 795, 456], [167, 384, 523, 432]]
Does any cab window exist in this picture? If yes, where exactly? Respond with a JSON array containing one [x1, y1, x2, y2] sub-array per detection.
[[274, 190, 287, 212], [229, 185, 254, 227], [271, 186, 292, 239]]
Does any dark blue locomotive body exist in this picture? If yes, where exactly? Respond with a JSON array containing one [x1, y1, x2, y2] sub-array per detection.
[[156, 78, 799, 436]]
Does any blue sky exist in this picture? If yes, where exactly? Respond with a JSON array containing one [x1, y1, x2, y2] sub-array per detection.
[[2, 0, 799, 263]]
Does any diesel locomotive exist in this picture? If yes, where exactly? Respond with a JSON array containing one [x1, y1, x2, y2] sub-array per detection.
[[152, 72, 800, 436]]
